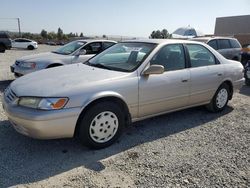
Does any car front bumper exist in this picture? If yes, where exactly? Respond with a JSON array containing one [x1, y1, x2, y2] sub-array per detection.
[[10, 64, 39, 77], [2, 95, 81, 139]]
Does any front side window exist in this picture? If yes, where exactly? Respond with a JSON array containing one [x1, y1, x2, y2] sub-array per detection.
[[186, 44, 216, 67], [83, 42, 102, 54], [150, 44, 186, 71], [52, 40, 86, 55], [87, 42, 156, 72], [218, 39, 231, 49]]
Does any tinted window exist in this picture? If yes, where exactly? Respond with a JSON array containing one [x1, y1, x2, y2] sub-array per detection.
[[218, 39, 231, 49], [229, 39, 241, 48], [84, 42, 102, 54], [207, 40, 218, 50], [0, 33, 9, 38], [150, 44, 185, 71], [186, 44, 216, 67], [103, 42, 115, 50]]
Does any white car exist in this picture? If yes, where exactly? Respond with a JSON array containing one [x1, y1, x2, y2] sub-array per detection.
[[12, 38, 38, 50]]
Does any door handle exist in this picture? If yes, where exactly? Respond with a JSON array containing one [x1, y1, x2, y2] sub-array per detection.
[[182, 79, 188, 82], [217, 73, 223, 76]]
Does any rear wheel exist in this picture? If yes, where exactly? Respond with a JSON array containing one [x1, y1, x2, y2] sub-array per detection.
[[78, 102, 125, 149], [245, 78, 250, 86], [27, 45, 34, 50], [206, 83, 229, 112], [0, 43, 6, 53]]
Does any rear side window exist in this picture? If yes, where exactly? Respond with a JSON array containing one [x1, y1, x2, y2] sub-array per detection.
[[207, 40, 218, 50], [229, 39, 241, 48], [103, 42, 115, 50], [186, 44, 216, 68], [218, 39, 231, 49]]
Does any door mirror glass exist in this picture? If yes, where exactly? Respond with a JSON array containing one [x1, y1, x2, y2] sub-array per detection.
[[143, 65, 164, 75]]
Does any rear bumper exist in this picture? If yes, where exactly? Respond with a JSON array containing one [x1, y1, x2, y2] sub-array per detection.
[[2, 95, 81, 139], [233, 78, 245, 90]]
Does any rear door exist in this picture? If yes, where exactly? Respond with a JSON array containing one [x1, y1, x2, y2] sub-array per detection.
[[186, 44, 224, 105], [217, 39, 232, 59]]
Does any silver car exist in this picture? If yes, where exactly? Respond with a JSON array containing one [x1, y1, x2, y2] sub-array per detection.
[[2, 39, 244, 149], [190, 37, 242, 61], [10, 39, 116, 77]]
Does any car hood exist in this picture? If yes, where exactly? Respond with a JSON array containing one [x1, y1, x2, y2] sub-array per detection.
[[10, 63, 129, 97], [17, 52, 69, 63]]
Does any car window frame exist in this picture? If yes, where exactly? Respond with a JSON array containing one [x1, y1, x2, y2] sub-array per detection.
[[184, 43, 220, 68], [149, 43, 188, 72]]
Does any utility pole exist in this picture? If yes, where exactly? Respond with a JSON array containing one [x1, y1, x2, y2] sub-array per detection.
[[17, 18, 21, 37]]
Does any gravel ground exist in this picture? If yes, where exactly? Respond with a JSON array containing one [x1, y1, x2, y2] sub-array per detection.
[[0, 47, 249, 187]]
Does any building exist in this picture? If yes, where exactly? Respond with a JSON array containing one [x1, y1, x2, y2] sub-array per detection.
[[214, 15, 250, 45]]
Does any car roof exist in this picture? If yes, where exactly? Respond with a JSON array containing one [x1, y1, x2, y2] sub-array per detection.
[[75, 39, 117, 43], [190, 36, 238, 43], [122, 39, 204, 45]]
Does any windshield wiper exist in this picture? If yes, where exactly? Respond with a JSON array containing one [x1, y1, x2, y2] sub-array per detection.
[[84, 61, 112, 70]]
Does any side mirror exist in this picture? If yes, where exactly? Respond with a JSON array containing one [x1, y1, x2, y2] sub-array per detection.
[[143, 65, 164, 75], [75, 49, 86, 56]]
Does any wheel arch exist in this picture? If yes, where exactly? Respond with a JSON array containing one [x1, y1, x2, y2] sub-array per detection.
[[46, 63, 64, 68], [74, 93, 131, 137], [221, 79, 233, 100]]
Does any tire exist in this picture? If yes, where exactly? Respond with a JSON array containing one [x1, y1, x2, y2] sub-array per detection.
[[78, 102, 125, 149], [27, 45, 34, 50], [245, 78, 250, 86], [206, 83, 229, 112], [0, 43, 6, 53]]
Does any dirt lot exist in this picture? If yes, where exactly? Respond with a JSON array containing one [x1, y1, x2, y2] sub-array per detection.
[[0, 47, 249, 187]]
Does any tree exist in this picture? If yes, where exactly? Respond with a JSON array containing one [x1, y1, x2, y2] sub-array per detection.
[[80, 32, 83, 37], [150, 29, 171, 39], [102, 34, 107, 38], [40, 29, 48, 39], [48, 32, 56, 40], [57, 27, 63, 40]]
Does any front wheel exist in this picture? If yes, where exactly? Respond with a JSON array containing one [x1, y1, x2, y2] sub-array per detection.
[[27, 45, 34, 50], [0, 44, 6, 53], [206, 83, 229, 112], [78, 102, 125, 149]]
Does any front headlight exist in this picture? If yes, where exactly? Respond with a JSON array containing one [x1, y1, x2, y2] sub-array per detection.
[[20, 62, 36, 69], [18, 97, 68, 110]]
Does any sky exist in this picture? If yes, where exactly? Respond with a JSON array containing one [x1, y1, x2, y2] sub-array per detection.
[[0, 0, 249, 38]]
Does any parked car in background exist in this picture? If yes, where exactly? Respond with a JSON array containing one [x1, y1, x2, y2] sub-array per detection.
[[11, 38, 38, 50], [2, 39, 244, 149], [11, 39, 116, 77], [244, 61, 250, 86], [190, 37, 242, 61], [0, 31, 12, 53], [241, 44, 250, 66]]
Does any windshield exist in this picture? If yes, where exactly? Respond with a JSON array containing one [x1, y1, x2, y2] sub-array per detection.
[[87, 42, 156, 72], [52, 40, 86, 55]]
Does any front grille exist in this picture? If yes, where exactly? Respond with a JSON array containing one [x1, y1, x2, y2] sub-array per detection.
[[4, 87, 18, 103]]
